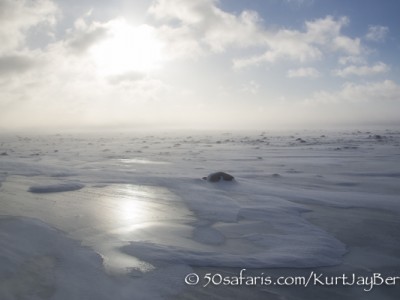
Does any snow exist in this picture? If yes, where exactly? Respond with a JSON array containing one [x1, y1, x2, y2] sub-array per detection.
[[0, 217, 191, 300], [0, 129, 400, 299]]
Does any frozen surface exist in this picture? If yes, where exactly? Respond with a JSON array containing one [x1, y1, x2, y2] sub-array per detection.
[[0, 217, 191, 300], [28, 183, 85, 193], [0, 129, 400, 299]]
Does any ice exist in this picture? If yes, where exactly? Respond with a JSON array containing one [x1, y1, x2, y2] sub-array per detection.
[[192, 226, 225, 245], [28, 183, 84, 193], [0, 217, 191, 300], [0, 129, 400, 299]]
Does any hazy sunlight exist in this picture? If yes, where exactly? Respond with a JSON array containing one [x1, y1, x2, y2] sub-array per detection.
[[89, 19, 164, 76]]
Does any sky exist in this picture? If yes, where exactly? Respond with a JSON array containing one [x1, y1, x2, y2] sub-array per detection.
[[1, 0, 399, 131]]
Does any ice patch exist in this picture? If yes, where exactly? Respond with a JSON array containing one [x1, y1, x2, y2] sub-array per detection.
[[28, 183, 84, 193], [344, 172, 400, 178], [121, 211, 347, 268], [118, 158, 170, 165], [122, 233, 346, 268], [192, 226, 225, 245], [119, 180, 347, 269], [0, 217, 191, 300]]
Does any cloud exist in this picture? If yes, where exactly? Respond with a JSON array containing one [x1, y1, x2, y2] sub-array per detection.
[[0, 0, 58, 54], [307, 80, 400, 104], [236, 29, 323, 67], [0, 52, 178, 129], [338, 55, 366, 65], [0, 0, 396, 130], [154, 25, 205, 60], [365, 25, 389, 42], [287, 67, 320, 78], [149, 1, 363, 69], [106, 72, 147, 84], [284, 0, 314, 6], [0, 13, 184, 131], [149, 0, 264, 57], [234, 15, 361, 68], [333, 62, 389, 77], [0, 54, 37, 76], [0, 10, 175, 105], [292, 80, 400, 126], [304, 16, 361, 55], [0, 0, 58, 78], [66, 20, 108, 54]]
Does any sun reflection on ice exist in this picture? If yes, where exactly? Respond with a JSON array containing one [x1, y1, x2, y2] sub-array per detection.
[[92, 184, 193, 273], [0, 177, 194, 274], [113, 186, 155, 224]]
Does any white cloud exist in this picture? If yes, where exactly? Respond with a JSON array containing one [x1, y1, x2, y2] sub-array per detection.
[[149, 0, 216, 24], [0, 13, 184, 130], [292, 80, 400, 126], [148, 1, 364, 70], [365, 25, 389, 42], [150, 1, 363, 67], [304, 16, 361, 55], [331, 35, 361, 55], [0, 0, 58, 54], [284, 0, 314, 6], [233, 43, 322, 69], [0, 0, 58, 82], [307, 80, 400, 104], [149, 0, 264, 56], [234, 15, 361, 69], [287, 67, 320, 78], [233, 28, 323, 68], [66, 21, 108, 55], [0, 47, 179, 129], [333, 62, 389, 77], [338, 55, 366, 65]]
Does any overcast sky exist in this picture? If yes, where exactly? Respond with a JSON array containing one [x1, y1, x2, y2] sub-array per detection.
[[1, 0, 399, 131]]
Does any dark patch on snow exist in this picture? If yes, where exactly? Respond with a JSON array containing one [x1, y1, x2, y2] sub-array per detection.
[[28, 183, 84, 193], [202, 172, 235, 182]]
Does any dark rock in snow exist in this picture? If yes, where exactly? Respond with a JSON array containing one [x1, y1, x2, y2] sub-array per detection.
[[374, 135, 383, 140], [202, 172, 235, 182], [295, 138, 306, 143]]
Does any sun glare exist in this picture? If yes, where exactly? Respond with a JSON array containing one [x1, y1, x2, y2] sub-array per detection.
[[89, 19, 165, 76]]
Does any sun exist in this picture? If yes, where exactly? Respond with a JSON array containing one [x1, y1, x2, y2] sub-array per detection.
[[89, 19, 165, 76]]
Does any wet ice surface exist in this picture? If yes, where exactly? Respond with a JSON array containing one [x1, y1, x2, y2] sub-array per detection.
[[0, 129, 400, 299]]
